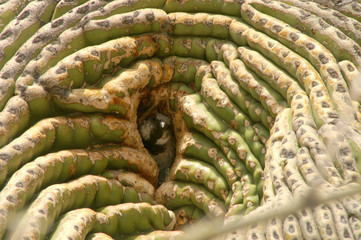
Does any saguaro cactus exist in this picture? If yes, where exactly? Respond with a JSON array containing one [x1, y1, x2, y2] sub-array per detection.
[[0, 0, 360, 239]]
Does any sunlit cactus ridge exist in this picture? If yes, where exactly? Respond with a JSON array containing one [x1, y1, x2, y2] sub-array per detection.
[[0, 0, 360, 239]]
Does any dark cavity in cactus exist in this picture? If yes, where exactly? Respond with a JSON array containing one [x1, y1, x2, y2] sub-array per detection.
[[0, 0, 360, 239]]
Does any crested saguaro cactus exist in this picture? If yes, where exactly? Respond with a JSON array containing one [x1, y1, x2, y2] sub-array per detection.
[[0, 0, 360, 239]]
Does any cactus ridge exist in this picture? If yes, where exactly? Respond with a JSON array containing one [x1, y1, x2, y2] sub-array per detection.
[[0, 0, 360, 239]]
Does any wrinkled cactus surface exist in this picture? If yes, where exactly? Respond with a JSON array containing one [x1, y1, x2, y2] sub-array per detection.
[[0, 0, 361, 239]]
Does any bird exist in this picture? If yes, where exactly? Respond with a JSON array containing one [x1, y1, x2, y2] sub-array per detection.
[[139, 112, 176, 185]]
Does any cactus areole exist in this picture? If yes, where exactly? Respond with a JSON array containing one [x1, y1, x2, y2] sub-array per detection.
[[0, 0, 361, 239]]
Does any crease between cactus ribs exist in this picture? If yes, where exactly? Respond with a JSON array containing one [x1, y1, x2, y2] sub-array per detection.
[[0, 0, 360, 239]]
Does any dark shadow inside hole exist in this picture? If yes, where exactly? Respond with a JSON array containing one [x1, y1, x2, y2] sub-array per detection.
[[137, 98, 176, 187]]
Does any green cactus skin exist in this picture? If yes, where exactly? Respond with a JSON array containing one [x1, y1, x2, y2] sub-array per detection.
[[87, 0, 166, 21], [9, 175, 155, 240], [17, 34, 157, 91], [0, 0, 361, 239], [164, 57, 209, 84], [177, 131, 238, 186], [51, 59, 170, 121], [0, 146, 157, 238], [326, 1, 361, 24], [237, 38, 333, 128], [0, 0, 161, 98], [83, 9, 168, 46], [101, 170, 155, 196], [14, 26, 87, 90], [0, 0, 109, 113], [200, 65, 267, 161], [92, 203, 176, 237], [216, 56, 287, 117], [237, 29, 303, 103], [169, 156, 229, 200], [0, 0, 55, 71], [168, 12, 235, 40], [247, 0, 361, 67], [241, 2, 359, 129], [211, 60, 271, 136], [0, 96, 29, 148], [278, 0, 361, 46], [338, 60, 359, 88], [226, 181, 244, 208], [173, 205, 205, 229], [177, 93, 255, 181], [156, 35, 231, 62], [38, 37, 159, 90], [235, 45, 297, 105], [253, 123, 270, 144], [155, 181, 227, 218], [163, 0, 242, 16], [0, 0, 48, 34], [0, 114, 143, 186], [49, 208, 96, 240], [0, 0, 61, 109], [52, 0, 91, 20], [203, 58, 274, 129], [185, 13, 230, 36], [174, 89, 264, 212]]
